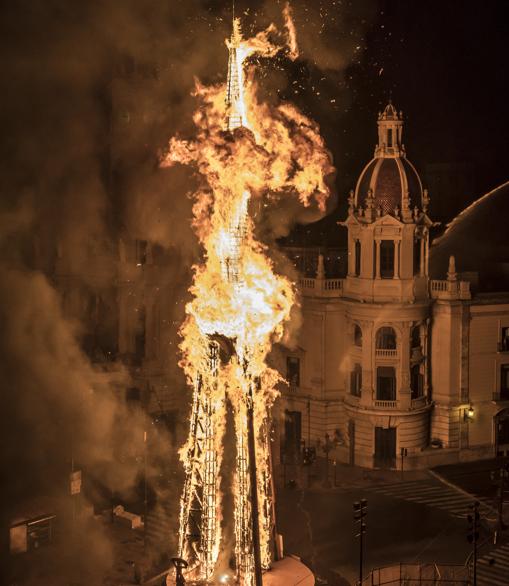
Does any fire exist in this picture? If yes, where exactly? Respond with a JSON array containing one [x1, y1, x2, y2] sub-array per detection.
[[162, 6, 333, 584]]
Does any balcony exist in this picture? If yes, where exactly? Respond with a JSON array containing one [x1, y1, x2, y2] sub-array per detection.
[[430, 279, 471, 300], [411, 395, 427, 408], [374, 399, 398, 409], [375, 348, 398, 359], [298, 277, 344, 298]]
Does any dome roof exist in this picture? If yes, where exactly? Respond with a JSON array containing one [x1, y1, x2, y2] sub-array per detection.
[[353, 102, 424, 216], [355, 157, 423, 215], [430, 181, 509, 291]]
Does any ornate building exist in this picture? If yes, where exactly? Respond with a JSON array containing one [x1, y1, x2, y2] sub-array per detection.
[[277, 103, 509, 470]]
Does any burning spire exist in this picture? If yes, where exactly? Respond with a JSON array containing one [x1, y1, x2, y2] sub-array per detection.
[[226, 17, 247, 131], [162, 6, 334, 584]]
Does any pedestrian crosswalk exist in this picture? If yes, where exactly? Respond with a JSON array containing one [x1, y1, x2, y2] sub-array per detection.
[[363, 478, 495, 518], [478, 542, 509, 585]]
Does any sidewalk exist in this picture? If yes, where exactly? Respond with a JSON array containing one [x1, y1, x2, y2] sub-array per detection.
[[278, 457, 428, 492]]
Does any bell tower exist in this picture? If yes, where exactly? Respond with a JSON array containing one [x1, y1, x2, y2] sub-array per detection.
[[375, 101, 405, 158], [339, 102, 435, 469]]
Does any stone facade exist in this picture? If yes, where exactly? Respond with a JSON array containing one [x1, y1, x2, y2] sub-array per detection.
[[276, 104, 509, 470]]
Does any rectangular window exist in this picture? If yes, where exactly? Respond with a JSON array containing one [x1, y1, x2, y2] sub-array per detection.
[[380, 240, 395, 279], [355, 240, 361, 277], [387, 128, 393, 147], [377, 366, 396, 401], [287, 356, 300, 388], [501, 364, 509, 400], [500, 327, 509, 352], [411, 365, 423, 399], [350, 364, 362, 397]]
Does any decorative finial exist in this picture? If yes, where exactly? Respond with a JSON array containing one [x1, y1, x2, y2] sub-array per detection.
[[447, 255, 457, 281], [423, 188, 430, 213], [316, 253, 325, 280], [348, 189, 355, 214]]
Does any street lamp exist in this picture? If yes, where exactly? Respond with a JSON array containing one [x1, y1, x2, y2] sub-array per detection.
[[464, 405, 475, 422]]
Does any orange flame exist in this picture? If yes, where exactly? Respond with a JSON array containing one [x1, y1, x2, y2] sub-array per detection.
[[163, 6, 333, 583]]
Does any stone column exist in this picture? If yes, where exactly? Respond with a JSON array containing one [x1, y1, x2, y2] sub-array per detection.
[[394, 240, 401, 279], [399, 322, 412, 409], [420, 238, 425, 276], [424, 233, 429, 277], [375, 239, 381, 279], [360, 320, 374, 407]]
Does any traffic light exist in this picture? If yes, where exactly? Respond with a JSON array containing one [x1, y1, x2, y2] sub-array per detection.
[[353, 499, 367, 537], [467, 501, 480, 544]]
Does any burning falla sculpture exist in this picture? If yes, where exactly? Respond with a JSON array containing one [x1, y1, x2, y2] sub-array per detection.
[[162, 7, 333, 585]]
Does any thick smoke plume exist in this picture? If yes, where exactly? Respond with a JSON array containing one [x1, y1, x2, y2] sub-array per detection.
[[0, 0, 376, 580]]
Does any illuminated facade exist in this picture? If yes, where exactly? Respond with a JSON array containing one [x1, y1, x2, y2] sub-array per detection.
[[277, 104, 509, 470]]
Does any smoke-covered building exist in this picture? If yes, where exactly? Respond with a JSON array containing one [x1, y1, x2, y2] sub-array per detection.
[[276, 103, 509, 470]]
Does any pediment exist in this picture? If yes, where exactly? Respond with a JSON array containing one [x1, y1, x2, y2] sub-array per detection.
[[372, 214, 403, 227]]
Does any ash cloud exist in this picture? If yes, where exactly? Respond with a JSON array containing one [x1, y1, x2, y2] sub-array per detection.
[[0, 0, 377, 579]]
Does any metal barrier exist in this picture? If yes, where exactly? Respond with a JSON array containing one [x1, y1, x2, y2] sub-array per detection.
[[362, 562, 470, 585]]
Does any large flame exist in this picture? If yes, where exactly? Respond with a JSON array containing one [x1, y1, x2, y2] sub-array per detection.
[[162, 6, 333, 584]]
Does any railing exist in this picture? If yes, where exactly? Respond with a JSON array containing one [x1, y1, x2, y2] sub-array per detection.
[[298, 277, 344, 298], [411, 396, 427, 408], [430, 279, 471, 300], [376, 348, 398, 359], [299, 278, 315, 289], [374, 399, 397, 409], [324, 278, 343, 291], [430, 279, 448, 292], [363, 562, 470, 585]]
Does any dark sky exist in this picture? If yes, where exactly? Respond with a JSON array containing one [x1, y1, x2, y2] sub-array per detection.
[[346, 0, 509, 194], [277, 0, 509, 244]]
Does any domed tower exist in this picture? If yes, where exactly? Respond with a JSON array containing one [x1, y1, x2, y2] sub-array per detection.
[[340, 103, 435, 469]]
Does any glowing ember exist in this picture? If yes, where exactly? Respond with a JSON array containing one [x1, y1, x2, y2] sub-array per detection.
[[162, 5, 333, 584]]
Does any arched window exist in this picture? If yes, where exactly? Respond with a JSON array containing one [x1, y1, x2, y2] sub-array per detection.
[[411, 326, 421, 349], [350, 364, 362, 397], [376, 327, 397, 350], [354, 324, 363, 347]]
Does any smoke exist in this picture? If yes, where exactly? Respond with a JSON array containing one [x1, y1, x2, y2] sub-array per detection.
[[0, 0, 377, 579]]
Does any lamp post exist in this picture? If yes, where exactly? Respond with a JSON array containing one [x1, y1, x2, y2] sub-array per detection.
[[491, 461, 509, 542], [400, 447, 407, 481], [353, 499, 367, 585], [467, 501, 480, 586], [322, 433, 334, 488]]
